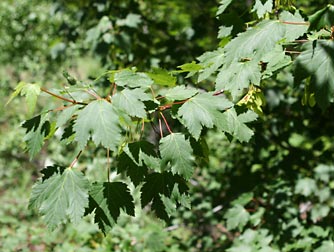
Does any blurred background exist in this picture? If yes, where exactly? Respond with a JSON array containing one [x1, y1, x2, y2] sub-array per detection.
[[1, 0, 334, 251]]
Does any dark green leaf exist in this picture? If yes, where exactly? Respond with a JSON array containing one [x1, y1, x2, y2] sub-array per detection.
[[88, 182, 135, 233], [294, 40, 334, 109], [141, 172, 188, 220]]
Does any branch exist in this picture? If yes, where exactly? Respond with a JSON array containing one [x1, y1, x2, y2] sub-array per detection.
[[41, 87, 87, 105]]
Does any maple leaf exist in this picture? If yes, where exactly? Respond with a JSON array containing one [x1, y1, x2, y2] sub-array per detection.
[[280, 11, 309, 42], [163, 85, 198, 101], [112, 88, 151, 118], [22, 113, 50, 159], [141, 172, 188, 220], [74, 100, 121, 150], [197, 48, 225, 82], [177, 93, 233, 140], [114, 69, 153, 88], [308, 4, 334, 30], [29, 168, 90, 230], [217, 0, 233, 16], [223, 20, 285, 64], [252, 0, 273, 18], [174, 61, 202, 78], [159, 133, 194, 179], [217, 108, 257, 142], [7, 82, 41, 116], [87, 182, 135, 234], [117, 141, 158, 186], [216, 60, 261, 99], [147, 68, 176, 87], [294, 40, 334, 109]]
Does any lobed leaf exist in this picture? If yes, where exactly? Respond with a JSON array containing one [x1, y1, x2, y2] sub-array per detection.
[[29, 168, 90, 230], [87, 182, 135, 234], [113, 88, 151, 118], [114, 69, 153, 88], [74, 100, 121, 150], [217, 108, 257, 142], [177, 93, 233, 140], [160, 133, 194, 179], [294, 40, 334, 109]]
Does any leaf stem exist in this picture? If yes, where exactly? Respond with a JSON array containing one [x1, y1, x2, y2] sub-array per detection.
[[41, 87, 87, 105], [69, 150, 83, 169], [159, 118, 163, 138], [281, 21, 309, 26], [160, 112, 173, 134], [107, 148, 110, 182], [85, 89, 102, 100], [285, 50, 301, 54]]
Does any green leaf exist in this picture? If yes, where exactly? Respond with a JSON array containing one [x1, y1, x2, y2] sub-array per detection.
[[23, 113, 49, 159], [113, 88, 151, 118], [231, 192, 254, 206], [315, 241, 334, 252], [223, 20, 285, 64], [225, 204, 250, 230], [177, 93, 232, 140], [160, 133, 194, 180], [218, 25, 233, 38], [147, 68, 177, 87], [87, 182, 135, 233], [7, 82, 41, 116], [261, 45, 292, 78], [74, 100, 121, 150], [295, 177, 317, 196], [216, 60, 261, 99], [280, 11, 309, 41], [160, 185, 191, 217], [309, 4, 334, 31], [217, 108, 257, 142], [294, 40, 334, 109], [197, 48, 225, 82], [117, 141, 158, 186], [175, 61, 203, 78], [116, 13, 142, 28], [141, 172, 188, 220], [29, 168, 90, 230], [217, 0, 233, 16], [56, 105, 80, 128], [252, 0, 273, 18], [163, 85, 198, 101], [114, 69, 153, 88]]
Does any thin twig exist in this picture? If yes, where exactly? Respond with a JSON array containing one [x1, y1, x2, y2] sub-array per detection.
[[41, 87, 87, 105], [159, 118, 163, 138], [50, 104, 75, 112], [160, 112, 173, 134], [85, 89, 102, 100], [107, 148, 110, 182], [69, 150, 83, 169], [285, 50, 301, 54]]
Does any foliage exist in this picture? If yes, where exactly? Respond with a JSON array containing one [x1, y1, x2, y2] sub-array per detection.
[[2, 0, 334, 251]]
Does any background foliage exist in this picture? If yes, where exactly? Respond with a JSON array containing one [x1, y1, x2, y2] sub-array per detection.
[[1, 0, 334, 251]]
